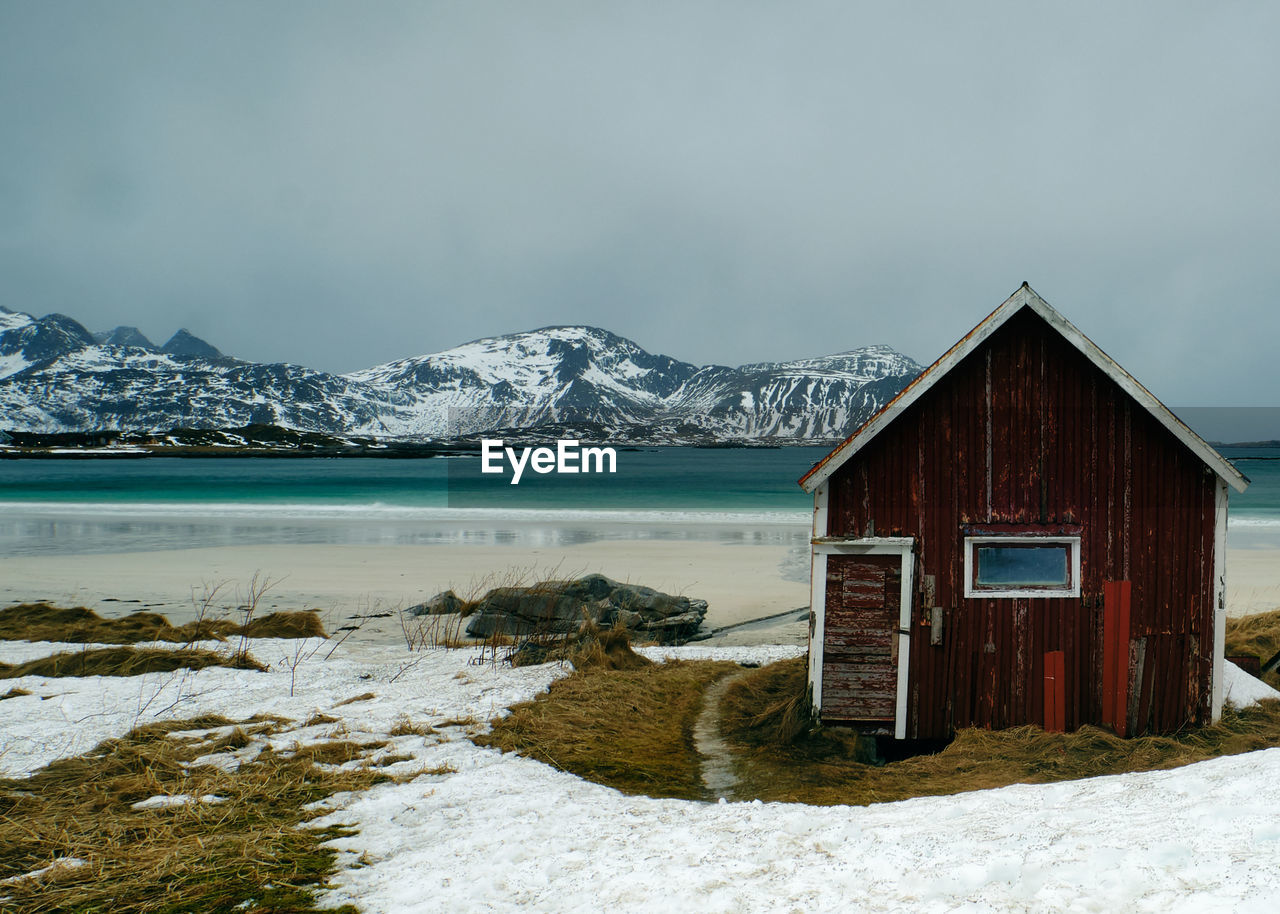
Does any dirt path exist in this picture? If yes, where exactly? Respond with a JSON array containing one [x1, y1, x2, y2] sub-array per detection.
[[693, 671, 746, 800]]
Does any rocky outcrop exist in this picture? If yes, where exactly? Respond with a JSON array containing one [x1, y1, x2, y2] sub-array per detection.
[[161, 328, 224, 359], [460, 574, 708, 644], [406, 590, 465, 616]]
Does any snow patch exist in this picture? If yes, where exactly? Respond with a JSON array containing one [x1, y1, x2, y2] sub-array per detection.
[[131, 793, 227, 810], [1223, 659, 1280, 707], [6, 638, 1274, 911], [1, 856, 87, 886]]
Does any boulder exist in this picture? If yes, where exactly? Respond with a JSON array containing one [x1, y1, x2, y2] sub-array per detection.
[[406, 590, 465, 616], [464, 574, 708, 644]]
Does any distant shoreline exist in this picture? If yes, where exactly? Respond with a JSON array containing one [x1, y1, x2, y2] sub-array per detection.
[[0, 424, 838, 458]]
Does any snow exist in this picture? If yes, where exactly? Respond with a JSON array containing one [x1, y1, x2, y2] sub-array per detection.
[[131, 793, 227, 810], [0, 309, 34, 333], [1223, 659, 1280, 706], [1, 857, 87, 886], [0, 352, 31, 379], [3, 638, 1279, 912], [2, 313, 914, 440]]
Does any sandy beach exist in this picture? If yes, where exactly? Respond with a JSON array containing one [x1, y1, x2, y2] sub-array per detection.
[[0, 539, 812, 644], [1, 538, 1275, 646]]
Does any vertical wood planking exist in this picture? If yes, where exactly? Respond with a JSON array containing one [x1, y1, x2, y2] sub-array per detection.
[[821, 307, 1218, 738]]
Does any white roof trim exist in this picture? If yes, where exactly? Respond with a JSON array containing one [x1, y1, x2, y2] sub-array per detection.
[[800, 283, 1249, 495]]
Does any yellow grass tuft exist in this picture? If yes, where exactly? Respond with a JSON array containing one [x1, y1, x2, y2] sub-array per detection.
[[0, 602, 328, 645], [332, 692, 376, 708], [240, 610, 328, 639], [0, 646, 265, 679], [304, 712, 342, 727], [388, 716, 438, 737]]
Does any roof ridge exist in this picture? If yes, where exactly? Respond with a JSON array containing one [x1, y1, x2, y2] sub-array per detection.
[[799, 284, 1248, 494]]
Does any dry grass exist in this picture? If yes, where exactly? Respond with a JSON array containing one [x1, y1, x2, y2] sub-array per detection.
[[718, 656, 820, 750], [332, 692, 376, 708], [0, 603, 327, 645], [304, 713, 341, 727], [720, 657, 1280, 806], [1, 687, 32, 700], [399, 608, 470, 650], [437, 715, 479, 728], [387, 717, 437, 737], [479, 652, 1280, 808], [565, 627, 654, 671], [508, 622, 656, 671], [240, 611, 328, 640], [1226, 609, 1280, 688], [0, 646, 265, 680], [477, 659, 739, 800], [0, 715, 400, 913], [289, 740, 389, 767]]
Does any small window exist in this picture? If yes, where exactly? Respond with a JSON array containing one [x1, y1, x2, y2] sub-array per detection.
[[964, 536, 1080, 598]]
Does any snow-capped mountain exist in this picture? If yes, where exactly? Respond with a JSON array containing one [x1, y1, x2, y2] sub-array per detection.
[[666, 347, 921, 438], [0, 309, 922, 441], [347, 326, 704, 435], [93, 325, 156, 349]]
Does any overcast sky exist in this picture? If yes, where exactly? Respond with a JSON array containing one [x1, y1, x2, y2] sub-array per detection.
[[1, 2, 1277, 414]]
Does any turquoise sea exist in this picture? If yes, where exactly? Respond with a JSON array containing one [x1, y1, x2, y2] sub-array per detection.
[[0, 447, 1276, 557]]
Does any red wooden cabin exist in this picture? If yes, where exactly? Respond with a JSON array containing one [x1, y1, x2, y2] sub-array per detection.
[[800, 284, 1249, 740]]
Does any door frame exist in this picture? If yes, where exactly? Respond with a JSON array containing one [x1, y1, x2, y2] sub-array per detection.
[[810, 536, 915, 739]]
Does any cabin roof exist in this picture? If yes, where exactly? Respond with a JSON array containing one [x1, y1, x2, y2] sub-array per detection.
[[799, 283, 1250, 495]]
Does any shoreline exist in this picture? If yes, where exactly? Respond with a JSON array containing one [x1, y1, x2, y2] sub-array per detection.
[[0, 540, 812, 645], [2, 539, 1275, 647]]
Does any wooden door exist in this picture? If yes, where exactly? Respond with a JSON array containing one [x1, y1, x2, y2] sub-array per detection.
[[821, 554, 901, 722]]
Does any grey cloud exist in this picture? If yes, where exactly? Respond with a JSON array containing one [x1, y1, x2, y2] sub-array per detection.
[[0, 1, 1276, 411]]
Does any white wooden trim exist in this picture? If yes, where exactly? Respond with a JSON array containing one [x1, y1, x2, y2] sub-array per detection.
[[813, 481, 829, 540], [800, 284, 1249, 495], [962, 535, 1082, 599], [808, 484, 831, 715], [1211, 479, 1228, 722], [894, 548, 915, 740], [812, 536, 914, 553], [808, 537, 914, 739], [809, 549, 827, 716]]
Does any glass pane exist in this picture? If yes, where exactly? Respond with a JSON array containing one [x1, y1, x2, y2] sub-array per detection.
[[975, 544, 1070, 588]]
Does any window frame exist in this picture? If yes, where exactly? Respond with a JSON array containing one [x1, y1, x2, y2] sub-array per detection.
[[962, 534, 1082, 599]]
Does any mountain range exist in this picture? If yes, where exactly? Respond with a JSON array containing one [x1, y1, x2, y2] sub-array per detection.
[[0, 307, 922, 442]]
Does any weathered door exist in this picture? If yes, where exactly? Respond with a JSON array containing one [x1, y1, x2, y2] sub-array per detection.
[[821, 554, 902, 723]]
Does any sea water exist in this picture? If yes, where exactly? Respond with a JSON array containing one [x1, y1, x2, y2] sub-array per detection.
[[0, 447, 1275, 557], [0, 448, 823, 557]]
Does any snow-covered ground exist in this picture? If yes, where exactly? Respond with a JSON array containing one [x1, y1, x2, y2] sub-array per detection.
[[3, 637, 1279, 913]]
